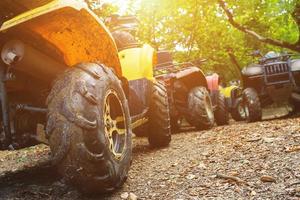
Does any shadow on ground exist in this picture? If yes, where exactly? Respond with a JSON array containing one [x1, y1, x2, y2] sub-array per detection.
[[0, 138, 160, 200]]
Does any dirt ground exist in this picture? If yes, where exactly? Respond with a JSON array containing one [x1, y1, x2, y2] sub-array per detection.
[[0, 117, 299, 200]]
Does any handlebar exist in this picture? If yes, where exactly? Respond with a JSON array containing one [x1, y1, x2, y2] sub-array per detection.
[[259, 53, 300, 63], [106, 15, 138, 27]]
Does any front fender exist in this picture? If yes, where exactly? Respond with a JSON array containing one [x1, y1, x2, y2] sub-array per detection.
[[242, 64, 263, 76], [206, 73, 219, 92], [220, 85, 238, 98], [291, 59, 300, 72], [175, 66, 208, 89], [119, 44, 155, 81], [1, 0, 122, 76]]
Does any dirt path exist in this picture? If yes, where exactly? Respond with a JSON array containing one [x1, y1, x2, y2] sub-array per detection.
[[0, 117, 300, 200]]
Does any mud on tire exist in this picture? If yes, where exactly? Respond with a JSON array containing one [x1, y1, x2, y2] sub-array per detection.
[[46, 63, 132, 194], [214, 92, 229, 126], [185, 87, 214, 130], [243, 88, 262, 122], [148, 82, 171, 147]]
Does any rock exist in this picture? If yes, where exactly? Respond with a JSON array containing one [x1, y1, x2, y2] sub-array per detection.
[[263, 137, 275, 143], [228, 171, 239, 176], [197, 162, 207, 169], [186, 174, 196, 180], [188, 188, 198, 196], [121, 192, 129, 199], [285, 145, 300, 153], [201, 151, 210, 156], [260, 175, 276, 183], [294, 187, 300, 197], [129, 192, 138, 200], [246, 137, 261, 142]]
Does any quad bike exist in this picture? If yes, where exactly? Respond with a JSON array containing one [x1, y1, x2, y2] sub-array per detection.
[[154, 51, 215, 132], [241, 50, 300, 122], [205, 73, 229, 125], [106, 15, 171, 144], [0, 1, 171, 194], [220, 84, 246, 121]]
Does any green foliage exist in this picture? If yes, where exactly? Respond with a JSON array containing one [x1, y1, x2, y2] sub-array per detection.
[[88, 0, 299, 82], [84, 0, 118, 19]]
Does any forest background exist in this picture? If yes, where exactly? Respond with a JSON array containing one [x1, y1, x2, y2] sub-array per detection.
[[86, 0, 300, 83]]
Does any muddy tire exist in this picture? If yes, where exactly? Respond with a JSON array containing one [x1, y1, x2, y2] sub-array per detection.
[[185, 87, 214, 130], [231, 98, 246, 121], [243, 88, 262, 122], [214, 93, 229, 126], [291, 93, 300, 112], [148, 82, 171, 147], [46, 63, 132, 194]]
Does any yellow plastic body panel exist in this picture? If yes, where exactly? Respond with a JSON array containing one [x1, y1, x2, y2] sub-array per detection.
[[220, 85, 239, 98], [0, 0, 122, 76], [118, 45, 155, 81]]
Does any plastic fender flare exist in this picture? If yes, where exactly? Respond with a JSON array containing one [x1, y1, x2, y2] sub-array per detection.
[[1, 0, 122, 77], [175, 67, 208, 90], [119, 45, 155, 81], [206, 73, 219, 92], [291, 59, 300, 72]]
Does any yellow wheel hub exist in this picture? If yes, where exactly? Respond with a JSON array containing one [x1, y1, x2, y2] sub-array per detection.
[[104, 89, 127, 160]]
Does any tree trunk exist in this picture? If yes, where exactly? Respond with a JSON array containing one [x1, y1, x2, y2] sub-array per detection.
[[293, 1, 300, 44], [227, 48, 242, 79]]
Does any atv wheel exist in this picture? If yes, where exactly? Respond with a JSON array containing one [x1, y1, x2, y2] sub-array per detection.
[[291, 93, 300, 112], [231, 98, 246, 121], [242, 88, 262, 122], [148, 82, 171, 147], [185, 87, 214, 130], [47, 63, 132, 194], [214, 92, 229, 126]]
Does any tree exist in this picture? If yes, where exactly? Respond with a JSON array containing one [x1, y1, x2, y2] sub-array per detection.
[[84, 0, 118, 19], [89, 0, 300, 82], [218, 0, 300, 52]]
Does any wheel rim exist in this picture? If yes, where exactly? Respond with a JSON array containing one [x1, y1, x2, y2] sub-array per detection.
[[103, 89, 127, 160], [204, 95, 214, 121], [243, 104, 250, 119], [238, 103, 247, 119]]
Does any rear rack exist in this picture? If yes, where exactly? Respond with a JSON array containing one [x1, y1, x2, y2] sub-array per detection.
[[155, 63, 192, 76], [155, 62, 196, 74]]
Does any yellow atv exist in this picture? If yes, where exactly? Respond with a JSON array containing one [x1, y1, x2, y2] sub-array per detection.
[[220, 85, 246, 121], [107, 15, 171, 141], [0, 1, 170, 194]]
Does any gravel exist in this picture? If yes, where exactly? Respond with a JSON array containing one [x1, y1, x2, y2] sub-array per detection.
[[0, 117, 299, 200]]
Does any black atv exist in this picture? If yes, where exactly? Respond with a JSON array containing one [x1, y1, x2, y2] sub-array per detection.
[[241, 50, 300, 122]]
